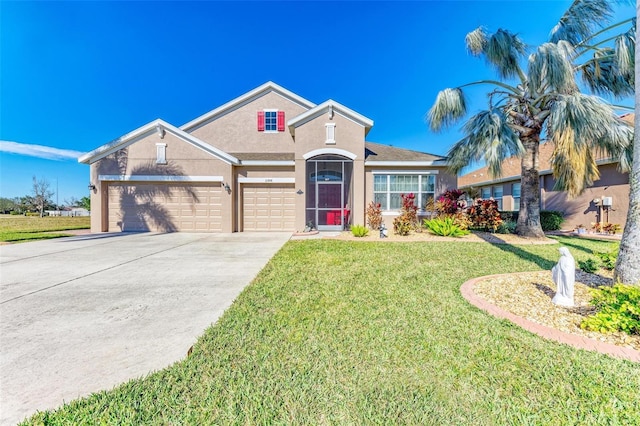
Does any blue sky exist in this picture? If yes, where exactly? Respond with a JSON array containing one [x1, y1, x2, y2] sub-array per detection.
[[0, 0, 634, 204]]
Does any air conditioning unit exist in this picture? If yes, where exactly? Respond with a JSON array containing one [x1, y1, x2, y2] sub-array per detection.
[[602, 197, 613, 207]]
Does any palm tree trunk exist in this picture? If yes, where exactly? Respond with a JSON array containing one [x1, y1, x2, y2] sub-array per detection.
[[516, 135, 545, 238], [613, 5, 640, 286]]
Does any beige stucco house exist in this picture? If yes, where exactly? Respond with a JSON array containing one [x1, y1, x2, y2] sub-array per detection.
[[457, 115, 633, 231], [79, 82, 455, 233]]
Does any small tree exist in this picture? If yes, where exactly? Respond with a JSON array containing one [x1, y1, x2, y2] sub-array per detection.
[[79, 196, 91, 211], [32, 176, 54, 218]]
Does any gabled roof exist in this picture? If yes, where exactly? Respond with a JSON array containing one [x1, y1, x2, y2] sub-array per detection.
[[181, 81, 317, 132], [364, 142, 447, 165], [287, 100, 374, 136], [78, 119, 239, 165]]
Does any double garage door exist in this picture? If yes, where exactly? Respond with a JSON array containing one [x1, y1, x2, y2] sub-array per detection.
[[107, 182, 295, 232], [108, 183, 222, 232], [242, 184, 295, 231]]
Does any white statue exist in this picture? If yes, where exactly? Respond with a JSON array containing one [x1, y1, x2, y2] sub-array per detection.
[[552, 247, 575, 307]]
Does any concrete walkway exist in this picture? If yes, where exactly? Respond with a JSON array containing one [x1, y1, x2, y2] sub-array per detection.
[[0, 232, 291, 425]]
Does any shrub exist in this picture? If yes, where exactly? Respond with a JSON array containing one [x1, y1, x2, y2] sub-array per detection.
[[350, 224, 369, 237], [578, 258, 599, 274], [393, 193, 418, 236], [496, 220, 517, 234], [603, 223, 622, 234], [467, 199, 502, 232], [423, 217, 470, 237], [366, 202, 383, 231], [580, 284, 640, 335], [596, 249, 618, 270], [435, 189, 466, 215], [540, 210, 564, 231]]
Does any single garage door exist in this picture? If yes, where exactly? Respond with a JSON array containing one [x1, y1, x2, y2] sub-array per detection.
[[108, 183, 223, 232], [242, 184, 295, 231]]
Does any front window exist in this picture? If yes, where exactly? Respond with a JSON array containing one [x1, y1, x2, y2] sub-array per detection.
[[264, 111, 277, 131], [374, 174, 436, 211]]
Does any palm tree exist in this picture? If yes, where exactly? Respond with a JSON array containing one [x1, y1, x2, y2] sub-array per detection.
[[427, 0, 634, 238], [614, 1, 640, 286]]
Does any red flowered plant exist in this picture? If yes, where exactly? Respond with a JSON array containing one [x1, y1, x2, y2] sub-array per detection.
[[366, 201, 383, 230], [393, 193, 419, 236], [467, 198, 503, 232]]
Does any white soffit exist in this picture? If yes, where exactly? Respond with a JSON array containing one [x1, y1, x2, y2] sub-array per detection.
[[78, 119, 238, 165], [287, 100, 374, 135], [180, 81, 316, 132]]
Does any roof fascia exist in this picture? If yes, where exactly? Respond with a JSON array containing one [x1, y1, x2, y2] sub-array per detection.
[[287, 100, 374, 136], [181, 81, 316, 132], [78, 119, 239, 165], [364, 160, 449, 167]]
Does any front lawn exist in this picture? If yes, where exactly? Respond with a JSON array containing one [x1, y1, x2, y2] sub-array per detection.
[[0, 215, 90, 242], [25, 237, 640, 425]]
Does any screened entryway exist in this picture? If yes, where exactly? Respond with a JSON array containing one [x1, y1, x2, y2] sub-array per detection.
[[306, 155, 353, 231]]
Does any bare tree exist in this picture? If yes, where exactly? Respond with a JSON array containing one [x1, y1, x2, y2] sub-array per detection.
[[32, 176, 54, 218]]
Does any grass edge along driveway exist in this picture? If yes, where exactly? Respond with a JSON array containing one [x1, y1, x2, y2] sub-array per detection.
[[24, 237, 640, 425]]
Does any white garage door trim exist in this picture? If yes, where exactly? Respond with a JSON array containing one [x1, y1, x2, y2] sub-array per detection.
[[108, 182, 223, 232], [242, 183, 295, 232]]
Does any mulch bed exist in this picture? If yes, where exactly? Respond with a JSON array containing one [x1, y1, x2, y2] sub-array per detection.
[[473, 270, 639, 351]]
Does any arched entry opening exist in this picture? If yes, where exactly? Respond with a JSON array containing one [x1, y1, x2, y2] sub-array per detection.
[[306, 155, 353, 231]]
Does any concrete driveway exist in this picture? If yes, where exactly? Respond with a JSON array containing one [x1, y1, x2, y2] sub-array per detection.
[[0, 232, 291, 425]]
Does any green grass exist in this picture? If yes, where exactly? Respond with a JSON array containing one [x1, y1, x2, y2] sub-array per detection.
[[0, 215, 90, 242], [24, 237, 640, 425]]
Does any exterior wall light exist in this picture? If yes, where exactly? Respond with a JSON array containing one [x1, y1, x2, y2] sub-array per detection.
[[222, 182, 231, 194], [88, 183, 97, 191]]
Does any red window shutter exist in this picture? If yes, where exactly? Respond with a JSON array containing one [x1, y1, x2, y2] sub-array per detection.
[[257, 111, 265, 131], [277, 111, 285, 131]]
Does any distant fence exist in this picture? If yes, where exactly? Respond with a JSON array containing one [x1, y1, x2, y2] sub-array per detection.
[[45, 210, 91, 217]]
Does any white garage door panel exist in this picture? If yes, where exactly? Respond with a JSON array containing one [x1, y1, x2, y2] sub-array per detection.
[[243, 184, 295, 231], [108, 183, 222, 232]]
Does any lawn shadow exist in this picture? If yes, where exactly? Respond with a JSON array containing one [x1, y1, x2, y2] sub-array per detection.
[[534, 281, 555, 299], [473, 232, 556, 270], [552, 238, 595, 255]]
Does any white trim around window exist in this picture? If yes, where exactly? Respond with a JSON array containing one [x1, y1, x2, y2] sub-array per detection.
[[325, 123, 336, 144], [156, 143, 167, 164]]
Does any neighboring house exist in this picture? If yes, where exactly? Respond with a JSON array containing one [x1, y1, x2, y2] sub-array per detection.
[[79, 82, 455, 233], [457, 115, 633, 231]]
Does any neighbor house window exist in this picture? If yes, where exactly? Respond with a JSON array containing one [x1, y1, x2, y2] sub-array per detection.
[[373, 174, 436, 211], [156, 143, 167, 164], [512, 182, 521, 211], [481, 187, 491, 199], [257, 110, 285, 132], [325, 123, 336, 144], [493, 186, 503, 210]]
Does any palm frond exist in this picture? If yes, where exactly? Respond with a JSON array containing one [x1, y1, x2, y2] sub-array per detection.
[[547, 93, 633, 194], [528, 43, 578, 94], [550, 130, 600, 197], [447, 109, 524, 176], [580, 48, 635, 98], [466, 27, 488, 55], [427, 88, 467, 132], [484, 29, 526, 79], [549, 0, 613, 44], [614, 24, 635, 78]]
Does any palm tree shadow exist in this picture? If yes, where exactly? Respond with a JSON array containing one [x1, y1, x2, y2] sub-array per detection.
[[473, 232, 556, 270], [97, 149, 200, 232]]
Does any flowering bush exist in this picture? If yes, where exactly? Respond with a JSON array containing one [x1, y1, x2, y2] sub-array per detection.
[[467, 198, 503, 232], [435, 189, 466, 215], [366, 201, 383, 230], [393, 193, 419, 236]]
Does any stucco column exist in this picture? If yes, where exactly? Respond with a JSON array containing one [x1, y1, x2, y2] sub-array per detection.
[[352, 157, 365, 227], [294, 158, 307, 232]]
